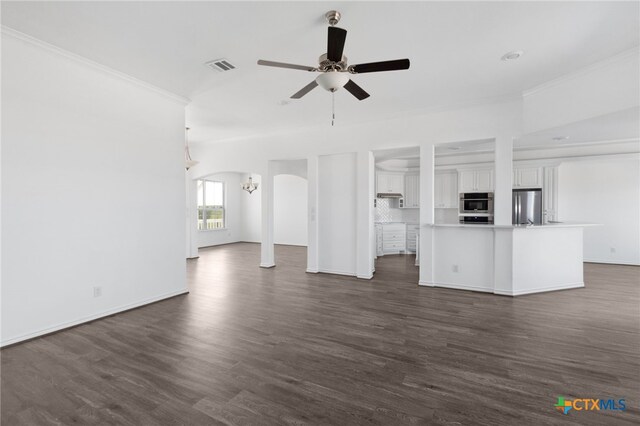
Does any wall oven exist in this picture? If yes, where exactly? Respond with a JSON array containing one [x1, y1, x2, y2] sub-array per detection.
[[459, 192, 494, 214], [460, 215, 494, 224]]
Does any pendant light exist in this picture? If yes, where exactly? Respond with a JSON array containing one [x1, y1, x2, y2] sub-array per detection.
[[184, 127, 198, 170], [241, 176, 259, 194]]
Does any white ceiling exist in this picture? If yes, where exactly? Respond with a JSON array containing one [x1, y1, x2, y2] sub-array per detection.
[[2, 1, 639, 144]]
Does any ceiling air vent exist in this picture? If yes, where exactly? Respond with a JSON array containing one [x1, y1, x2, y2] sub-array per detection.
[[205, 58, 236, 72]]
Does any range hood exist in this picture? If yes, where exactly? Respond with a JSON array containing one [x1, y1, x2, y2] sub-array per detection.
[[377, 192, 403, 198]]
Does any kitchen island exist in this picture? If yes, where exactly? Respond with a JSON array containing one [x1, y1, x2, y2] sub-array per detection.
[[419, 222, 596, 296]]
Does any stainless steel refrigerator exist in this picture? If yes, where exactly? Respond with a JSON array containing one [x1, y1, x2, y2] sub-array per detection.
[[512, 189, 542, 225]]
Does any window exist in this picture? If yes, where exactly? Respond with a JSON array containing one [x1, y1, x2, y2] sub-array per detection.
[[197, 180, 225, 230]]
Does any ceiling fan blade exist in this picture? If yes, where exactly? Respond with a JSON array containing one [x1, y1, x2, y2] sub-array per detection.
[[257, 60, 316, 72], [290, 80, 319, 99], [327, 27, 347, 62], [343, 79, 370, 101], [350, 59, 410, 74]]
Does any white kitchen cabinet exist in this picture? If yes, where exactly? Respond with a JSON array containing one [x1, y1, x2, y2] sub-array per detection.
[[403, 174, 420, 208], [514, 166, 542, 188], [375, 224, 384, 257], [406, 224, 419, 253], [382, 223, 406, 255], [435, 171, 458, 208], [458, 169, 494, 193], [376, 173, 404, 195]]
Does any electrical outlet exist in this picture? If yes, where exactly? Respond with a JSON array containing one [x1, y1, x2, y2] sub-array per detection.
[[93, 286, 102, 297], [452, 264, 459, 273], [610, 247, 616, 254]]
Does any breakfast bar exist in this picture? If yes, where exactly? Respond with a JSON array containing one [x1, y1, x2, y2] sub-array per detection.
[[419, 222, 595, 296]]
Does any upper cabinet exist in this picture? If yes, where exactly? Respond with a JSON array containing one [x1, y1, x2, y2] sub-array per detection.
[[458, 169, 494, 193], [377, 173, 404, 195], [435, 171, 458, 208], [513, 166, 542, 188], [403, 174, 420, 208]]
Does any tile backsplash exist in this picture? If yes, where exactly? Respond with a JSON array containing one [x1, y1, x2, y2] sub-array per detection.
[[375, 199, 458, 224], [375, 198, 419, 223]]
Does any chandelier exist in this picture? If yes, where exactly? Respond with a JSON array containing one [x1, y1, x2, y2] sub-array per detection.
[[184, 127, 198, 170], [241, 176, 259, 194]]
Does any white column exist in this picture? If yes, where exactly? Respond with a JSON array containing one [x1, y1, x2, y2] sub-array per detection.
[[493, 135, 514, 293], [494, 135, 513, 226], [306, 156, 319, 273], [260, 162, 275, 268], [185, 176, 199, 259], [356, 151, 375, 279], [419, 142, 435, 286]]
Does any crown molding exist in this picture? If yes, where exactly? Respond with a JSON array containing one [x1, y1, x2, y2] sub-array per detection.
[[523, 46, 640, 98], [515, 138, 639, 151], [1, 26, 191, 106]]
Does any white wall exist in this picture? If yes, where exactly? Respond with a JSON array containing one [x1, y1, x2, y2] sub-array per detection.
[[318, 153, 358, 275], [523, 49, 640, 133], [274, 174, 308, 246], [558, 158, 640, 265], [240, 173, 262, 243], [1, 34, 187, 346]]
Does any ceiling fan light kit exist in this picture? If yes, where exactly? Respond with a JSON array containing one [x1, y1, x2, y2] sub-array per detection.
[[257, 10, 411, 105], [316, 70, 349, 92]]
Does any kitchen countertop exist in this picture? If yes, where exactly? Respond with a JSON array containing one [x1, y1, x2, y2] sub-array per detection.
[[428, 222, 598, 229], [375, 221, 419, 225]]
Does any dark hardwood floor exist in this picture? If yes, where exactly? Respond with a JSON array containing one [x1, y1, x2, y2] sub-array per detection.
[[2, 243, 639, 425]]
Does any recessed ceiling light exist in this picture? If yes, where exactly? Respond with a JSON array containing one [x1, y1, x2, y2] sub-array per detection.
[[552, 136, 569, 141], [501, 50, 524, 61], [278, 100, 290, 106]]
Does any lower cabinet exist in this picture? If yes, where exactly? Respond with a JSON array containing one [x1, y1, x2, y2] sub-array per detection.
[[375, 224, 384, 257], [382, 223, 406, 255], [406, 224, 419, 253]]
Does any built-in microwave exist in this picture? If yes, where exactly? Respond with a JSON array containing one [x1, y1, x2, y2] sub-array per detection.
[[460, 215, 494, 224], [459, 192, 494, 214]]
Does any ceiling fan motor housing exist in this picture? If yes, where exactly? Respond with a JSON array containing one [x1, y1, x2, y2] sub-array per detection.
[[318, 53, 348, 71]]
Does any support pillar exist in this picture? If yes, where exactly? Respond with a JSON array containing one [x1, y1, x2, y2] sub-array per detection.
[[260, 163, 275, 268], [356, 151, 375, 279], [185, 176, 199, 259], [419, 142, 435, 286], [306, 156, 319, 273], [494, 135, 513, 225], [494, 135, 515, 293]]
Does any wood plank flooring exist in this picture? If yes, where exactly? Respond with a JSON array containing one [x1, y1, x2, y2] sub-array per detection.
[[2, 243, 639, 425]]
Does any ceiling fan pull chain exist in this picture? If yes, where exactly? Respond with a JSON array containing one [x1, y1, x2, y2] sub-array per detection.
[[332, 91, 335, 126]]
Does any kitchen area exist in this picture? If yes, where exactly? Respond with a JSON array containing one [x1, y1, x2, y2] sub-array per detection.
[[374, 143, 595, 295], [373, 147, 557, 259]]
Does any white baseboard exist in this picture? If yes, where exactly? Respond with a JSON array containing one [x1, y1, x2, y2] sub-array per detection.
[[260, 263, 276, 268], [420, 281, 493, 293], [1, 289, 189, 347], [584, 259, 640, 266], [495, 282, 584, 296], [306, 268, 319, 274], [317, 268, 356, 277], [357, 274, 373, 280]]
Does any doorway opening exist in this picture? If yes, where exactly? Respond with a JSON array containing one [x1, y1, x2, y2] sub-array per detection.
[[372, 147, 420, 282]]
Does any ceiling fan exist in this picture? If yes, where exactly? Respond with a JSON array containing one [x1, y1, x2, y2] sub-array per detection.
[[257, 10, 410, 101]]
